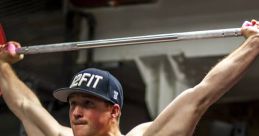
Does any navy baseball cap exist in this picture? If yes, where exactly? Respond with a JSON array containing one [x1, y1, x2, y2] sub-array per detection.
[[53, 68, 124, 108]]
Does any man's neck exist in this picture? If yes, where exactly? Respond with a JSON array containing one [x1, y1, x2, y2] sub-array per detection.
[[106, 127, 122, 136]]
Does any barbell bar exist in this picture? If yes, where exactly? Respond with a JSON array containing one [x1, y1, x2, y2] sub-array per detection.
[[15, 28, 242, 55]]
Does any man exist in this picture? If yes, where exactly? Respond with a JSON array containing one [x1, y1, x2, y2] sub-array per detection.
[[0, 20, 259, 136]]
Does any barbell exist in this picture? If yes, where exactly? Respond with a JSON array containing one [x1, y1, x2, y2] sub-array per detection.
[[1, 24, 242, 55]]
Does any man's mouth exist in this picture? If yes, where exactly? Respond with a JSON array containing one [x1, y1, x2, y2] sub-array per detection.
[[72, 120, 88, 125]]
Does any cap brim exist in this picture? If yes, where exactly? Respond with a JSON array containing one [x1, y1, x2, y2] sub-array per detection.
[[53, 87, 114, 103]]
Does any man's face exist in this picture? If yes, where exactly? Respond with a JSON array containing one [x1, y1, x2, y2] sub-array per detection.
[[69, 93, 113, 136]]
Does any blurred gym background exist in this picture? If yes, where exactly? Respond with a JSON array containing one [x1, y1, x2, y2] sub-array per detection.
[[1, 0, 259, 135]]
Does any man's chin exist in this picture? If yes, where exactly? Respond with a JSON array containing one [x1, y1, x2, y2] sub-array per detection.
[[72, 125, 91, 136]]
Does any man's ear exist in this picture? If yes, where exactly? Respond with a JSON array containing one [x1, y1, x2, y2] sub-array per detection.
[[111, 104, 121, 118]]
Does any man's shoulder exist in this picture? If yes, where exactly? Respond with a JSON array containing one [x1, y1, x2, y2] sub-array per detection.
[[125, 122, 152, 136]]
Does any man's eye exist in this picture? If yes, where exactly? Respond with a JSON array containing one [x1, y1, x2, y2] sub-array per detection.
[[69, 101, 76, 106], [84, 101, 94, 107]]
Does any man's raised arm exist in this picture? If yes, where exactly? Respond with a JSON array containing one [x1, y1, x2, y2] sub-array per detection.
[[140, 20, 259, 136], [0, 41, 73, 136]]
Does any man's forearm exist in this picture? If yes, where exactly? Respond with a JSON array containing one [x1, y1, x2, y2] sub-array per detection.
[[197, 34, 259, 109], [0, 62, 41, 117]]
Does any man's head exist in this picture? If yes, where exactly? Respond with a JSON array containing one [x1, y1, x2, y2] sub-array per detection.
[[53, 68, 123, 136]]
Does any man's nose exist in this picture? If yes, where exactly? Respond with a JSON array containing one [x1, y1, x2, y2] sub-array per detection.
[[72, 105, 83, 119]]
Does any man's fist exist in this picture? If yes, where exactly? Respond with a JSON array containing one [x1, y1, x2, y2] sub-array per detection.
[[0, 41, 24, 64], [241, 19, 259, 39]]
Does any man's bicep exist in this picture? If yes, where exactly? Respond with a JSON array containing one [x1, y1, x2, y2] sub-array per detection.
[[22, 118, 73, 136], [143, 88, 205, 136], [22, 100, 73, 136], [21, 119, 45, 136], [126, 122, 152, 136]]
